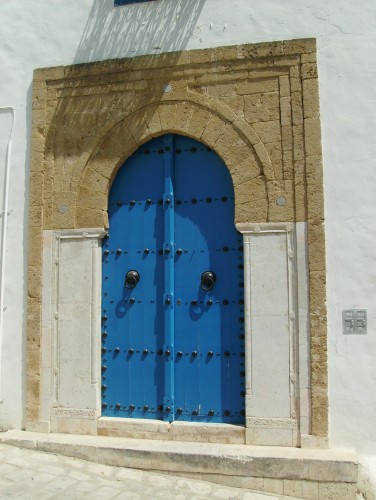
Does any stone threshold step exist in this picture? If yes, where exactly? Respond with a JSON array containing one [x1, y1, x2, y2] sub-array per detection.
[[0, 430, 357, 486]]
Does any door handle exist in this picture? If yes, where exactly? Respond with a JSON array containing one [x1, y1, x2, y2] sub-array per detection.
[[125, 270, 140, 289], [201, 271, 216, 291]]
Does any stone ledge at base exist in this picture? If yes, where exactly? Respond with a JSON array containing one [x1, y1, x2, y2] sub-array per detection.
[[0, 430, 358, 500]]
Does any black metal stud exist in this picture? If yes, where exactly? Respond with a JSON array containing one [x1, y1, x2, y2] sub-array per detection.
[[239, 334, 245, 340], [102, 347, 107, 353], [129, 404, 135, 411], [102, 331, 108, 338], [101, 366, 107, 371], [191, 147, 197, 153], [208, 410, 214, 416], [177, 408, 183, 415], [157, 349, 163, 355], [223, 246, 229, 252], [104, 250, 109, 256], [114, 347, 120, 353], [224, 351, 230, 357], [176, 248, 183, 255], [206, 197, 212, 203], [239, 299, 244, 305], [129, 298, 135, 304], [116, 201, 122, 206], [143, 349, 149, 355], [128, 348, 134, 354], [192, 409, 198, 415], [240, 391, 245, 397], [102, 403, 107, 409], [102, 315, 108, 321], [176, 200, 182, 205], [115, 403, 121, 410], [157, 405, 163, 412], [191, 300, 197, 306], [224, 410, 230, 416], [208, 351, 214, 357], [144, 248, 150, 254], [101, 385, 107, 390], [177, 351, 183, 357], [221, 196, 228, 202], [192, 351, 198, 357], [191, 198, 197, 204], [223, 299, 229, 305], [165, 298, 171, 305], [240, 371, 245, 377], [240, 352, 245, 357], [240, 410, 246, 416], [130, 200, 136, 206], [165, 406, 171, 413], [165, 198, 171, 205], [146, 198, 152, 205], [165, 350, 171, 357], [207, 300, 213, 306], [164, 248, 170, 255]]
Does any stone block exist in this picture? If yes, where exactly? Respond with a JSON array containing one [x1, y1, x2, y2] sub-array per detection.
[[201, 113, 227, 146], [264, 477, 284, 494], [318, 482, 357, 500], [303, 78, 320, 119], [237, 78, 279, 95], [235, 176, 268, 223], [53, 191, 77, 229], [307, 222, 326, 272], [302, 62, 318, 79], [309, 270, 327, 317], [252, 120, 281, 145], [302, 480, 319, 499], [28, 266, 42, 301], [77, 209, 106, 229], [283, 39, 316, 55], [244, 92, 280, 123], [304, 117, 322, 157], [279, 75, 290, 98], [284, 479, 303, 497], [280, 97, 292, 126]]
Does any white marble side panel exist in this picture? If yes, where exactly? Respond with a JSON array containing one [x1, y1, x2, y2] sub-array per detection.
[[249, 232, 291, 419], [53, 232, 103, 413]]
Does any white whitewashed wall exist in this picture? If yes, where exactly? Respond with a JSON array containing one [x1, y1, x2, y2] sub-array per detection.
[[0, 0, 375, 478]]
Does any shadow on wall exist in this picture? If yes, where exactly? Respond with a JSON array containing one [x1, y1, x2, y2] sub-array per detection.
[[74, 0, 206, 63]]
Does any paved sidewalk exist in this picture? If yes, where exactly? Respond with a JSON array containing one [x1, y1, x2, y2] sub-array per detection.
[[0, 442, 300, 499]]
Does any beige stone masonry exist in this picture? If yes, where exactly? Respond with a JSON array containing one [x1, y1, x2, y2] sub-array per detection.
[[28, 38, 327, 438]]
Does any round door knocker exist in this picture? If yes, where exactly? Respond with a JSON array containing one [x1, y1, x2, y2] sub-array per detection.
[[201, 271, 216, 291], [125, 270, 140, 289]]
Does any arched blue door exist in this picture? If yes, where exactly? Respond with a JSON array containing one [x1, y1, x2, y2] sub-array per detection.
[[102, 134, 245, 424]]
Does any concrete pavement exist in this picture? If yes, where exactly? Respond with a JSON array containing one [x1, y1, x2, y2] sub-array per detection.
[[0, 442, 299, 499]]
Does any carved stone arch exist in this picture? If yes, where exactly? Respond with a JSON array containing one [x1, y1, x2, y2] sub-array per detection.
[[76, 100, 270, 228]]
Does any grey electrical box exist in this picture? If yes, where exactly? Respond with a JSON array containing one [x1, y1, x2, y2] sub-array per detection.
[[342, 309, 367, 334]]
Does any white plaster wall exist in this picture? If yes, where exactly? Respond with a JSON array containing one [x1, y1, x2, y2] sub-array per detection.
[[0, 0, 375, 461]]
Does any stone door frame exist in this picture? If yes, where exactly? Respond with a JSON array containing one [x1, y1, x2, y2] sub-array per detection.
[[28, 38, 327, 446]]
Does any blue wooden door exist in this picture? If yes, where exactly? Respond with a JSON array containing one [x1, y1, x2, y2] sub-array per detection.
[[102, 135, 245, 424]]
